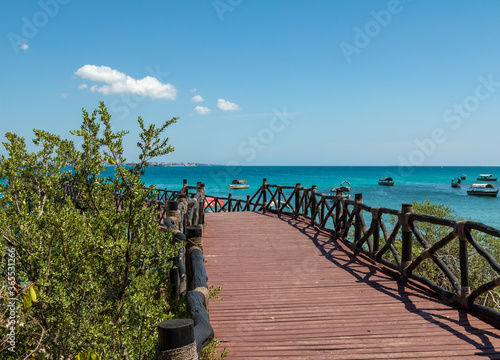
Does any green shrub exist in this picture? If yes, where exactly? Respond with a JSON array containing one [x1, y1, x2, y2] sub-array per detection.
[[0, 102, 183, 359]]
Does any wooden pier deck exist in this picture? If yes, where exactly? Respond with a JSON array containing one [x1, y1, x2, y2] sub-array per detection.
[[203, 211, 500, 359]]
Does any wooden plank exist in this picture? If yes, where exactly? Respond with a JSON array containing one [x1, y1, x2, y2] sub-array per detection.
[[203, 212, 500, 359]]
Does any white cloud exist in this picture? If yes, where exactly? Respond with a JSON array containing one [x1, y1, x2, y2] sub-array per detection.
[[20, 43, 29, 51], [195, 106, 212, 115], [58, 93, 70, 99], [191, 94, 204, 102], [78, 84, 88, 89], [190, 88, 197, 92], [217, 98, 241, 111], [74, 65, 177, 100]]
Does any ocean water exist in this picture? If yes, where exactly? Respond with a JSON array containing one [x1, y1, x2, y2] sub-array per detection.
[[138, 166, 500, 229]]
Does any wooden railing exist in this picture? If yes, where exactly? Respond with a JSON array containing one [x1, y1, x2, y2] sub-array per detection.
[[205, 178, 500, 325], [151, 181, 214, 359]]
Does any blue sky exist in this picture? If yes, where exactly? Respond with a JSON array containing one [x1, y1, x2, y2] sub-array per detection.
[[2, 1, 500, 166]]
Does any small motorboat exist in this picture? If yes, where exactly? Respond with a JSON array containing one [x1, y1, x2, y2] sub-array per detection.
[[477, 174, 497, 181], [467, 183, 499, 197], [378, 177, 394, 186], [229, 179, 249, 190], [451, 178, 461, 188], [331, 181, 351, 199], [461, 174, 467, 180], [330, 181, 351, 193]]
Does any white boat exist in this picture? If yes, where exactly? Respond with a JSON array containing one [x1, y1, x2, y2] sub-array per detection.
[[331, 181, 351, 199], [477, 174, 497, 181], [467, 183, 499, 197], [229, 179, 249, 190], [330, 181, 351, 193]]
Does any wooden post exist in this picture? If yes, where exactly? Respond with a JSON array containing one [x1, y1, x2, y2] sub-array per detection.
[[372, 208, 380, 256], [340, 197, 347, 232], [262, 178, 267, 213], [319, 194, 326, 227], [335, 190, 343, 231], [156, 319, 197, 359], [176, 194, 188, 230], [246, 195, 250, 211], [185, 225, 203, 295], [294, 183, 301, 218], [167, 200, 180, 228], [179, 179, 188, 195], [458, 224, 470, 300], [186, 226, 203, 251], [310, 185, 317, 224], [277, 186, 282, 215], [227, 193, 232, 212], [198, 183, 205, 226], [354, 194, 363, 249], [401, 203, 414, 270]]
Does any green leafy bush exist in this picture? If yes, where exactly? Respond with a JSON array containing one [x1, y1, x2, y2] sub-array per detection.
[[0, 102, 183, 359]]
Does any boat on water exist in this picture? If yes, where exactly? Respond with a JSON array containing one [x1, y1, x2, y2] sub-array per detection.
[[331, 180, 351, 199], [477, 174, 497, 181], [467, 183, 499, 197], [229, 179, 249, 190], [461, 174, 467, 180], [451, 178, 461, 188], [378, 177, 394, 186], [330, 181, 351, 193]]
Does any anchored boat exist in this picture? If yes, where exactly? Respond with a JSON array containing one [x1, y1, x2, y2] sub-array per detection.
[[467, 183, 499, 197], [451, 178, 461, 188], [330, 180, 351, 193], [477, 174, 497, 181], [229, 179, 249, 190], [378, 177, 394, 186]]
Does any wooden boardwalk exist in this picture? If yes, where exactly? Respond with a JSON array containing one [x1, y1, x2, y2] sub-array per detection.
[[203, 212, 500, 359]]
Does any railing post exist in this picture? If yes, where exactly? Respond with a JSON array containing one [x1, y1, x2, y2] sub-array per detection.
[[310, 185, 317, 224], [262, 178, 267, 214], [156, 319, 197, 359], [277, 186, 282, 216], [401, 203, 414, 270], [319, 194, 326, 227], [335, 190, 343, 231], [227, 193, 232, 212], [180, 179, 188, 195], [303, 189, 309, 218], [294, 183, 301, 218], [167, 200, 181, 229], [458, 223, 471, 301], [198, 183, 205, 226], [245, 195, 250, 211], [354, 194, 363, 249], [186, 225, 203, 289], [176, 194, 188, 229], [372, 207, 380, 256]]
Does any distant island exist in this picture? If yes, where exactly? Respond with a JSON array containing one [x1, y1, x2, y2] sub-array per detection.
[[101, 162, 215, 167]]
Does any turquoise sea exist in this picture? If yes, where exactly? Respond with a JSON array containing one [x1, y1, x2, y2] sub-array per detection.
[[138, 166, 500, 229]]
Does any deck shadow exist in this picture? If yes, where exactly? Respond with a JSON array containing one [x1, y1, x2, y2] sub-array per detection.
[[268, 212, 500, 359]]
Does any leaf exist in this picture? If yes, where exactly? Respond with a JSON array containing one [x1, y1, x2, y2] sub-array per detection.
[[29, 285, 40, 303], [76, 351, 102, 360], [23, 292, 32, 312]]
